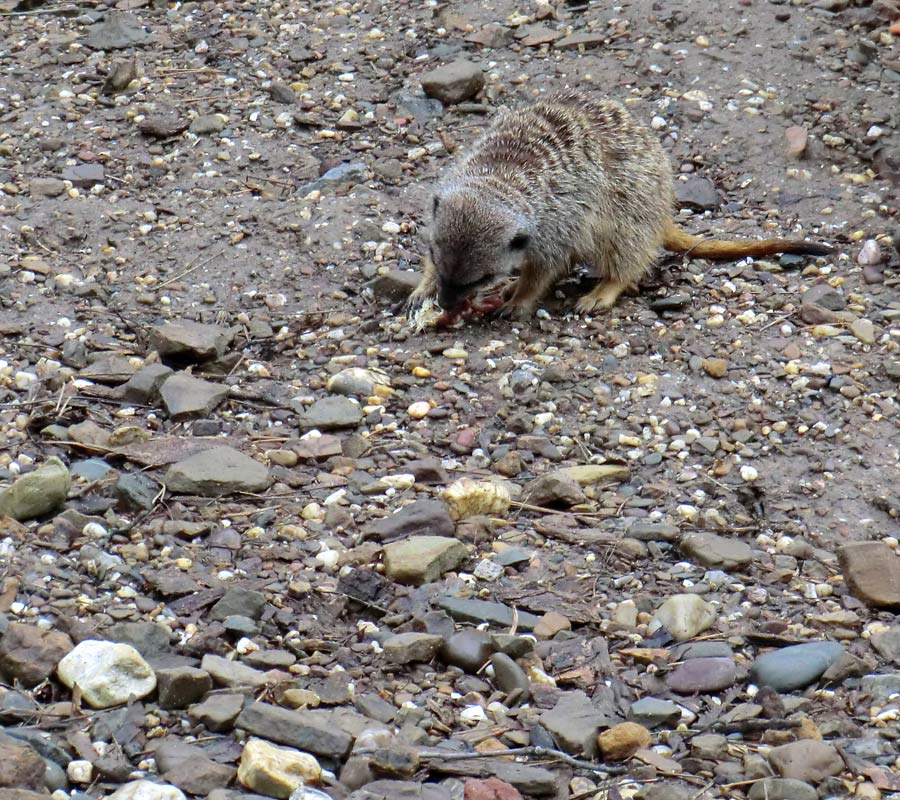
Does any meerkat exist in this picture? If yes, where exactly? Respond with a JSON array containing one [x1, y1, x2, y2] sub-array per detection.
[[404, 90, 832, 323]]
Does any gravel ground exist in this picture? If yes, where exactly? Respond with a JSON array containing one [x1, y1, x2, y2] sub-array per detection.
[[1, 1, 900, 799]]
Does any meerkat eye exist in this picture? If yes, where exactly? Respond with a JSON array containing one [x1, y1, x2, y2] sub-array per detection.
[[509, 232, 530, 251], [432, 196, 440, 214]]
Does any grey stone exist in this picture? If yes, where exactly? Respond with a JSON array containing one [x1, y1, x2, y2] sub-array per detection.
[[680, 532, 753, 571], [747, 778, 817, 800], [368, 499, 455, 542], [347, 780, 451, 800], [106, 621, 172, 658], [188, 692, 245, 732], [367, 270, 421, 302], [121, 363, 174, 403], [382, 536, 467, 585], [29, 177, 66, 197], [629, 697, 681, 728], [383, 633, 444, 665], [210, 588, 267, 622], [190, 114, 226, 135], [440, 629, 493, 674], [670, 641, 733, 660], [675, 176, 720, 211], [395, 91, 444, 121], [69, 458, 116, 481], [861, 673, 900, 701], [522, 472, 586, 507], [83, 12, 152, 49], [298, 162, 368, 195], [298, 396, 364, 430], [165, 447, 271, 496], [156, 667, 213, 709], [667, 657, 737, 694], [839, 541, 900, 609], [490, 652, 530, 699], [116, 472, 161, 511], [223, 615, 258, 635], [540, 690, 611, 757], [235, 701, 353, 760], [749, 641, 844, 691], [201, 654, 269, 689], [420, 60, 484, 105], [160, 373, 228, 420], [767, 740, 843, 782], [61, 163, 105, 187], [436, 597, 541, 631], [150, 321, 232, 364], [0, 623, 74, 689]]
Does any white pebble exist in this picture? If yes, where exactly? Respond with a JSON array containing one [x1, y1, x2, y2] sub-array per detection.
[[316, 549, 341, 570], [382, 221, 401, 235], [740, 465, 759, 482], [407, 401, 431, 419], [459, 705, 488, 724], [67, 760, 93, 784], [857, 239, 881, 266]]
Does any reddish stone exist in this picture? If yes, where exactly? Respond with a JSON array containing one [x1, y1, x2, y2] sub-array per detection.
[[464, 778, 523, 800]]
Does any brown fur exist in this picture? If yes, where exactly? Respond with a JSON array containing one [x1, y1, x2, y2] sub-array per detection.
[[405, 90, 831, 319]]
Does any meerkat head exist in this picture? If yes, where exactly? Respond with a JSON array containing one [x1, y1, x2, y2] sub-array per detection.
[[429, 190, 531, 311]]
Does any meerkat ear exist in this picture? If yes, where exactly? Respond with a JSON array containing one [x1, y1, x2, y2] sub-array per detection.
[[509, 232, 530, 251]]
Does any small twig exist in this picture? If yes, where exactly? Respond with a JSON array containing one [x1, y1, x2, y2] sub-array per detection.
[[406, 745, 630, 776], [157, 247, 227, 289]]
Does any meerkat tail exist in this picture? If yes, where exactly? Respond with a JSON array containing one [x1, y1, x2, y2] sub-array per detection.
[[662, 219, 833, 260]]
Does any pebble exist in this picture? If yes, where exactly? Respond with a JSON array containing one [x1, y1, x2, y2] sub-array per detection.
[[443, 478, 511, 520], [436, 597, 541, 631], [327, 367, 391, 398], [651, 594, 717, 641], [107, 780, 187, 800], [298, 162, 368, 195], [369, 498, 455, 542], [666, 657, 737, 693], [490, 652, 530, 698], [382, 633, 444, 665], [156, 666, 213, 709], [596, 722, 651, 761], [838, 542, 900, 608], [850, 318, 876, 344], [784, 125, 808, 158], [701, 357, 729, 378], [190, 114, 227, 135], [165, 447, 272, 496], [298, 396, 364, 430], [237, 738, 322, 799], [57, 639, 157, 708], [629, 697, 682, 728], [420, 60, 485, 104], [749, 641, 844, 691], [441, 629, 493, 673], [382, 536, 467, 585], [767, 740, 844, 783], [0, 457, 71, 521], [0, 740, 45, 791], [857, 238, 882, 265], [407, 400, 432, 419], [188, 692, 245, 732], [674, 176, 721, 211]]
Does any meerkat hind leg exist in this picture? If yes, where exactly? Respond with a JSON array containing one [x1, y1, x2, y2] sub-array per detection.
[[499, 263, 561, 318], [575, 277, 631, 313]]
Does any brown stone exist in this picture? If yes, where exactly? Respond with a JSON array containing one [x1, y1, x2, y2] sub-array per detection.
[[838, 542, 900, 609], [0, 741, 46, 790], [767, 740, 843, 783], [0, 623, 74, 688], [597, 722, 652, 761]]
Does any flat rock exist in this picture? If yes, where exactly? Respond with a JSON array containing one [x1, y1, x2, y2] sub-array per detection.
[[522, 472, 585, 507], [368, 270, 421, 301], [298, 396, 363, 430], [861, 673, 900, 701], [651, 594, 717, 642], [61, 162, 105, 187], [201, 654, 269, 689], [629, 697, 682, 728], [748, 777, 817, 800], [490, 652, 530, 698], [838, 542, 900, 608], [540, 690, 610, 758], [83, 12, 152, 49], [139, 110, 188, 138], [666, 656, 736, 693], [784, 125, 808, 158], [348, 780, 452, 800], [383, 536, 467, 585], [749, 641, 845, 691], [211, 588, 267, 621], [298, 161, 368, 195], [0, 622, 74, 688], [190, 114, 227, 134], [680, 532, 752, 571], [57, 639, 156, 708], [165, 447, 271, 496], [463, 778, 522, 800], [156, 667, 213, 710], [675, 176, 721, 211], [767, 740, 843, 783], [0, 457, 71, 521], [383, 632, 444, 665], [420, 59, 484, 104], [30, 177, 66, 197], [237, 738, 321, 799], [150, 321, 233, 364], [106, 620, 172, 658], [235, 701, 353, 759], [368, 499, 455, 542], [159, 373, 228, 420], [436, 597, 541, 631], [188, 692, 245, 732], [554, 32, 606, 49]]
